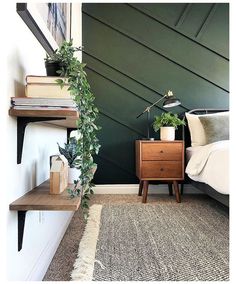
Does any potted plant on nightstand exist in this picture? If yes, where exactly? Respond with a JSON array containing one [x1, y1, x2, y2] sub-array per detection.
[[153, 112, 185, 141], [45, 39, 100, 217]]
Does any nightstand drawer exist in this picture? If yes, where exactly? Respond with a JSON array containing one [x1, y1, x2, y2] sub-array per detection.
[[142, 142, 182, 161], [141, 161, 182, 178]]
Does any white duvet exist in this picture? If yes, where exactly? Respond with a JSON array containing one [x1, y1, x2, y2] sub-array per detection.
[[185, 140, 229, 194]]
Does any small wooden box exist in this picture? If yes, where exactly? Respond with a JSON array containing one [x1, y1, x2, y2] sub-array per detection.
[[50, 155, 68, 194]]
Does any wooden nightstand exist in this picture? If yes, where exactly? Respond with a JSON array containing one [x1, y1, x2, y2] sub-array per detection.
[[135, 140, 184, 203]]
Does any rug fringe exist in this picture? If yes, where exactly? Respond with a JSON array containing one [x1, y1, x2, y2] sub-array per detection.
[[71, 204, 103, 281]]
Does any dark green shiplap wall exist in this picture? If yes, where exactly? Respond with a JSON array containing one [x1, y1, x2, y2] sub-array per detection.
[[82, 3, 229, 184]]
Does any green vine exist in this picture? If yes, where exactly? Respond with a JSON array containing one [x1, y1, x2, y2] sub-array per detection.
[[46, 40, 100, 218]]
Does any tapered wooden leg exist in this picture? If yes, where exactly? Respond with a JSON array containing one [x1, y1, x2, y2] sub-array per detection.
[[168, 183, 173, 196], [138, 180, 144, 196], [142, 180, 149, 203], [173, 180, 181, 203]]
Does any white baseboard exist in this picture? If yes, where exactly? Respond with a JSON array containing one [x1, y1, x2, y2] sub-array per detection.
[[93, 184, 203, 194], [26, 211, 74, 281]]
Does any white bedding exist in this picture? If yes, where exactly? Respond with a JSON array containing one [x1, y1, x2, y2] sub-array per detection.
[[185, 140, 229, 194], [186, 146, 203, 162]]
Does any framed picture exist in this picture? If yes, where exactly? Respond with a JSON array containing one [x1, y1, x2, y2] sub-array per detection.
[[17, 3, 71, 56]]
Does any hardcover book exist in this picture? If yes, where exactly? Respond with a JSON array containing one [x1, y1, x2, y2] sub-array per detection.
[[25, 75, 71, 98], [11, 106, 77, 111], [11, 97, 75, 107], [26, 75, 68, 84]]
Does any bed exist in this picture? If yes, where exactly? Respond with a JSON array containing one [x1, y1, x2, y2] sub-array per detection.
[[183, 109, 229, 207]]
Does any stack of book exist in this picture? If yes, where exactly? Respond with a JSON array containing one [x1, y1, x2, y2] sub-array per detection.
[[11, 97, 76, 111], [10, 75, 77, 111]]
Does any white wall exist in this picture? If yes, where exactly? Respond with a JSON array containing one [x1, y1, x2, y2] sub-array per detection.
[[0, 2, 82, 281]]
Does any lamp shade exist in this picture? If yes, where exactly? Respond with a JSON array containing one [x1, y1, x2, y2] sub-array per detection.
[[163, 97, 181, 108]]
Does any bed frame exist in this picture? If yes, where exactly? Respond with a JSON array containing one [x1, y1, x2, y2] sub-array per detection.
[[183, 109, 229, 207]]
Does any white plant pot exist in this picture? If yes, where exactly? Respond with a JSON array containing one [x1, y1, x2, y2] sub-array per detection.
[[160, 127, 175, 141], [68, 167, 81, 184]]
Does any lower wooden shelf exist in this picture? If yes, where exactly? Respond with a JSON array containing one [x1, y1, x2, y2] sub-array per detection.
[[9, 180, 81, 211], [9, 180, 81, 251]]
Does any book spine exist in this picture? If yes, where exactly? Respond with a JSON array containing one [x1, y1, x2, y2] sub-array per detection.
[[11, 97, 75, 107], [25, 85, 71, 99], [12, 103, 75, 107], [12, 106, 76, 110], [26, 76, 68, 84]]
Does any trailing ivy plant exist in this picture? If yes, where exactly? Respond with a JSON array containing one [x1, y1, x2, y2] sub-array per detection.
[[46, 40, 100, 218]]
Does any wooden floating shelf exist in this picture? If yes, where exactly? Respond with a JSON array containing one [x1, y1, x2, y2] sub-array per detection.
[[9, 108, 79, 128], [9, 180, 81, 251], [9, 108, 79, 163], [9, 108, 78, 117], [9, 180, 81, 211]]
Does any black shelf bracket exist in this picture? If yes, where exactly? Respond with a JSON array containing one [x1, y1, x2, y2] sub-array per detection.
[[18, 210, 27, 251], [17, 117, 65, 164]]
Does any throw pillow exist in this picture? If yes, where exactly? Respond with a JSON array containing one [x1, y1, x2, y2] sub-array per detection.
[[199, 114, 229, 144], [185, 111, 229, 146]]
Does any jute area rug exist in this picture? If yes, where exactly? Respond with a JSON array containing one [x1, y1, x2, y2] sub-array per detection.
[[71, 202, 229, 281]]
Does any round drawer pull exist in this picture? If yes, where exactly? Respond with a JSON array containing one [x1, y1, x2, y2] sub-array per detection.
[[160, 168, 164, 171], [160, 150, 164, 153]]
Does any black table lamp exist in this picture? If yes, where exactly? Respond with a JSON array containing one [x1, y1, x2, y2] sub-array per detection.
[[136, 90, 181, 139]]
